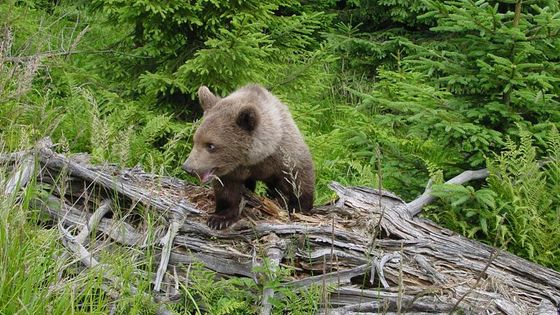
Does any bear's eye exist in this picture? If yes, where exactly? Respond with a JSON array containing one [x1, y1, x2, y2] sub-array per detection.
[[206, 143, 216, 152]]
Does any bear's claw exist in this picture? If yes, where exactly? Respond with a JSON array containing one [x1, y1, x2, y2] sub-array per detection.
[[207, 214, 239, 230]]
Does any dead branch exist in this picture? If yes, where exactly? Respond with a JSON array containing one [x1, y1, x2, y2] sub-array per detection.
[[35, 137, 199, 218], [260, 233, 286, 315], [75, 199, 112, 244], [58, 222, 174, 315], [154, 218, 184, 292], [3, 154, 35, 195], [406, 168, 490, 216]]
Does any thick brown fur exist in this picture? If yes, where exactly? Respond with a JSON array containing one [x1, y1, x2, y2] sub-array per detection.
[[183, 84, 315, 229]]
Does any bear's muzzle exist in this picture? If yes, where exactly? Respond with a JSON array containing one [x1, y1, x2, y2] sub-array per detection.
[[182, 162, 215, 184]]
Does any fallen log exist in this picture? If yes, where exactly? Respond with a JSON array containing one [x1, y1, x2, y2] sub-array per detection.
[[3, 137, 560, 314]]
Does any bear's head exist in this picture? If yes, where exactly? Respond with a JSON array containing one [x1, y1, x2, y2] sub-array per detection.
[[182, 85, 282, 183]]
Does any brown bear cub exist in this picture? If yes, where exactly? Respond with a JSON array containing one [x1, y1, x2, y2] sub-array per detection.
[[182, 84, 315, 229]]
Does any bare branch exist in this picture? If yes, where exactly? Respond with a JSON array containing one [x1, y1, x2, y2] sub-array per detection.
[[154, 218, 184, 292], [75, 199, 112, 244], [4, 154, 35, 195], [260, 233, 286, 315], [407, 168, 489, 216]]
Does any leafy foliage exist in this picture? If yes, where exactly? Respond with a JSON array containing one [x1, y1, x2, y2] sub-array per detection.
[[339, 0, 432, 29], [177, 262, 322, 314], [326, 0, 560, 196]]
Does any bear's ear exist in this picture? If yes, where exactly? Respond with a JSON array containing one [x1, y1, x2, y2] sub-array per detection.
[[236, 107, 259, 132], [198, 86, 221, 112]]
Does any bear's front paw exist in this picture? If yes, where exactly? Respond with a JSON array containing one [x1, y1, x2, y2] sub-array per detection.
[[207, 213, 239, 230]]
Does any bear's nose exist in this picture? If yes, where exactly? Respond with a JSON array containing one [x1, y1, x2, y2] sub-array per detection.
[[182, 163, 195, 175]]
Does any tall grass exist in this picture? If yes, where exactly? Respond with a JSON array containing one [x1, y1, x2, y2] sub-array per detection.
[[0, 156, 106, 314], [0, 5, 164, 313], [0, 167, 175, 314]]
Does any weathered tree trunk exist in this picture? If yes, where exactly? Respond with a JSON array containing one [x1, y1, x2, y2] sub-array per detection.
[[3, 138, 560, 314]]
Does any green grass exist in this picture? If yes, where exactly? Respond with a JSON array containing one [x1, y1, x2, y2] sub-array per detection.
[[0, 168, 105, 314]]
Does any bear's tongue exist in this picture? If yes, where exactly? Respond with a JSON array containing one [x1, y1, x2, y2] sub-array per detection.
[[199, 169, 214, 184]]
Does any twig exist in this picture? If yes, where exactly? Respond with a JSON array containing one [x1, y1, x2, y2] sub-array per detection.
[[58, 221, 174, 315], [513, 0, 523, 27], [322, 255, 328, 313], [407, 168, 489, 216], [368, 145, 389, 287], [379, 253, 401, 289], [2, 51, 77, 63], [373, 145, 387, 238], [154, 217, 184, 292], [56, 198, 113, 280], [371, 252, 400, 289], [67, 26, 89, 58], [286, 264, 369, 288], [325, 215, 335, 312], [75, 199, 112, 244], [260, 233, 285, 315], [397, 242, 404, 314], [35, 193, 150, 247], [58, 221, 100, 267], [414, 254, 447, 284], [3, 48, 156, 64], [3, 154, 35, 196]]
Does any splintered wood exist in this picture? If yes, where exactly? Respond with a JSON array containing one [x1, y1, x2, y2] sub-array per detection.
[[3, 138, 560, 314]]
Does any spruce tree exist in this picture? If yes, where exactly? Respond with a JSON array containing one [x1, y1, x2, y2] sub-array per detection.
[[91, 0, 326, 112]]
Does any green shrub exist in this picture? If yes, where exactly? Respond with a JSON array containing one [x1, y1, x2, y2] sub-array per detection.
[[90, 0, 329, 109], [428, 128, 560, 270]]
